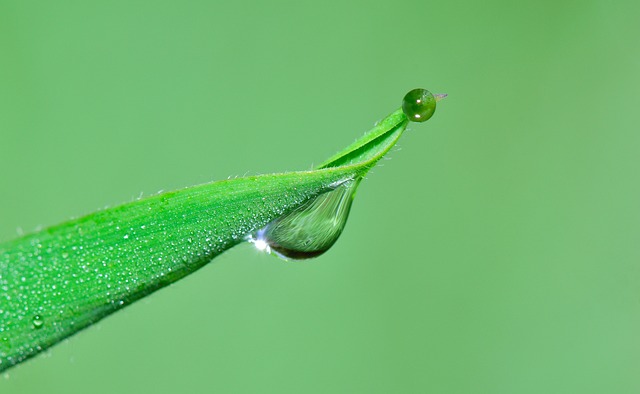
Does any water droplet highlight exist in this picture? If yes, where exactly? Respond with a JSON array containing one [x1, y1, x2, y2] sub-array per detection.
[[32, 315, 44, 329], [402, 88, 437, 123], [252, 179, 360, 260]]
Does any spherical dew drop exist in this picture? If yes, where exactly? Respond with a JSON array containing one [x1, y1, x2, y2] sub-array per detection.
[[402, 88, 437, 123]]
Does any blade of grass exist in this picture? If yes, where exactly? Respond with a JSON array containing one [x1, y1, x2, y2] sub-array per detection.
[[0, 107, 412, 372]]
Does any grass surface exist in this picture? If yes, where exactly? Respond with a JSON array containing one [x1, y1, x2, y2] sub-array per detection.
[[0, 108, 411, 371]]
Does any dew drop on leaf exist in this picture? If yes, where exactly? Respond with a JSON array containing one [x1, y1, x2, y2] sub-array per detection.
[[32, 315, 44, 329], [402, 88, 437, 123], [0, 337, 10, 354], [251, 179, 360, 260]]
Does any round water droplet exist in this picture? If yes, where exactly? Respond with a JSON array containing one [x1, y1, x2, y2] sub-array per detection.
[[402, 88, 436, 123], [32, 315, 44, 329]]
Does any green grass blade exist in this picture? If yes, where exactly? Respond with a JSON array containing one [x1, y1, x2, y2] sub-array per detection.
[[0, 108, 410, 371], [317, 109, 406, 169]]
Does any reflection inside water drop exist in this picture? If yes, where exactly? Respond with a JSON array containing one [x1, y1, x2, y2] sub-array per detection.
[[250, 178, 360, 260]]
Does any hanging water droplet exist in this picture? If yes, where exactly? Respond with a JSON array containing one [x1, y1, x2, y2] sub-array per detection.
[[32, 315, 44, 329], [252, 179, 360, 260], [402, 88, 443, 123]]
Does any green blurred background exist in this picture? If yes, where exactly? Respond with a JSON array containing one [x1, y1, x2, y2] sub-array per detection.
[[1, 0, 638, 392]]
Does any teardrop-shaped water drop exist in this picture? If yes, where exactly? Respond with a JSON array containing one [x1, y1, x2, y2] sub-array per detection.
[[252, 178, 360, 260]]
